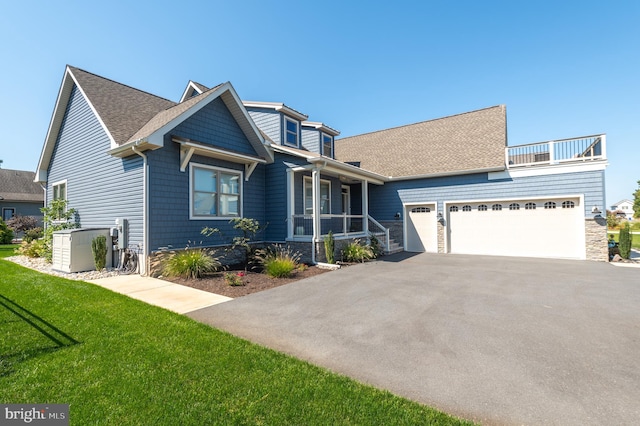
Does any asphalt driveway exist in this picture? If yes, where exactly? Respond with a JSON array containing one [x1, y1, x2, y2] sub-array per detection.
[[188, 253, 640, 425]]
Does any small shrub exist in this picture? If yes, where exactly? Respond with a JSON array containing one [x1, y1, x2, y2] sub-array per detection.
[[619, 223, 632, 259], [255, 245, 301, 278], [324, 231, 335, 264], [0, 219, 14, 244], [23, 227, 43, 243], [163, 249, 221, 279], [91, 235, 108, 270], [224, 272, 245, 286], [15, 239, 47, 258], [342, 240, 374, 263], [369, 234, 383, 258]]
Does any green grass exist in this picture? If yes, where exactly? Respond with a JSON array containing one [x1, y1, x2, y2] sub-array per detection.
[[607, 231, 640, 250], [0, 244, 19, 259], [0, 259, 472, 425]]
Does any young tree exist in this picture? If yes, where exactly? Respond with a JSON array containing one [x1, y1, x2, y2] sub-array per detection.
[[618, 222, 632, 259]]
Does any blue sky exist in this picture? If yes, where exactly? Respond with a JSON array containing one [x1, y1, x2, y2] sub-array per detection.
[[1, 0, 638, 206]]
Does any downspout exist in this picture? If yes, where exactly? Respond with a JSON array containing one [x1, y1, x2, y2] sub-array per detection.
[[131, 145, 148, 275]]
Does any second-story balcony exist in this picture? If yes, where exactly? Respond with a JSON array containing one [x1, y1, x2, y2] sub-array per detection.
[[507, 134, 606, 168]]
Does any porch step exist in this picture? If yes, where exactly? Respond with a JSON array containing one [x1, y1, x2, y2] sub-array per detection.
[[384, 239, 404, 255]]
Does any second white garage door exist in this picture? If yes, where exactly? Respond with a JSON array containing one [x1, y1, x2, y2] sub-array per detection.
[[447, 198, 585, 259]]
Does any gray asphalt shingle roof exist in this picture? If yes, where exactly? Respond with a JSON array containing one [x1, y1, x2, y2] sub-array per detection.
[[334, 105, 507, 178], [0, 169, 44, 202], [69, 66, 176, 145]]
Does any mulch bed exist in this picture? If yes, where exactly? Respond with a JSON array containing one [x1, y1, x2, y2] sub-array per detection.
[[161, 265, 331, 298]]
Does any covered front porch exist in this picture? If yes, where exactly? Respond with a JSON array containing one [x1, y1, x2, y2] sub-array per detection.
[[282, 155, 391, 258]]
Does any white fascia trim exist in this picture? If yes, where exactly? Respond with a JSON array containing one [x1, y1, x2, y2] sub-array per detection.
[[307, 157, 386, 185], [491, 161, 608, 180], [36, 67, 117, 181], [387, 166, 506, 181], [179, 81, 204, 103], [272, 144, 317, 160], [222, 87, 273, 163], [65, 68, 118, 150], [144, 84, 232, 148], [242, 101, 308, 121], [302, 121, 340, 136]]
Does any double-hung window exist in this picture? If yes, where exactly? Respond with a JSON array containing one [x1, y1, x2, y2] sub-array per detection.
[[191, 164, 242, 219], [52, 181, 66, 200], [304, 177, 331, 215], [322, 133, 333, 158], [284, 117, 299, 147]]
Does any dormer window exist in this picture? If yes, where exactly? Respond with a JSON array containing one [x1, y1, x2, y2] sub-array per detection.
[[284, 117, 299, 147], [322, 133, 333, 158]]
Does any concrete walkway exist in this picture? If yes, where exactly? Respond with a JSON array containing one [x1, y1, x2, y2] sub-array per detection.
[[88, 275, 231, 314]]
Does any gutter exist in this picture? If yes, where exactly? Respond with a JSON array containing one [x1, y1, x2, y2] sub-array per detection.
[[131, 144, 148, 275]]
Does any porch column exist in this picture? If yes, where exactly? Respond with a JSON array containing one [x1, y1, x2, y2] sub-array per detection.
[[362, 179, 369, 235], [286, 168, 294, 239], [312, 167, 321, 242]]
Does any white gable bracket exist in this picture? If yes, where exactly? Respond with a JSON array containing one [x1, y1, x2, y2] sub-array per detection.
[[180, 147, 196, 172], [245, 162, 258, 181]]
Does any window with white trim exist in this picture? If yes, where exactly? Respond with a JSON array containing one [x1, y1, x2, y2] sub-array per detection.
[[462, 205, 472, 212], [562, 200, 575, 209], [525, 202, 536, 210], [509, 203, 520, 210], [544, 201, 556, 209], [304, 177, 331, 215], [449, 206, 459, 212], [52, 181, 67, 200], [478, 204, 488, 211], [322, 133, 333, 158], [2, 208, 15, 222], [191, 164, 242, 218], [284, 117, 299, 147], [492, 204, 502, 211]]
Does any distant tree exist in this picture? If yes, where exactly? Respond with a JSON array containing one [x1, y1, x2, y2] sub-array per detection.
[[606, 210, 621, 229], [633, 180, 640, 219], [6, 215, 38, 233]]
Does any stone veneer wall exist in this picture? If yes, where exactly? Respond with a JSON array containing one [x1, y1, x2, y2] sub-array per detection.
[[585, 217, 608, 261], [379, 221, 404, 246], [437, 220, 445, 253]]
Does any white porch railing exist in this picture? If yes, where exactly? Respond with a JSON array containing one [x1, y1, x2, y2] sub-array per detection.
[[507, 134, 605, 168], [368, 215, 390, 252], [292, 214, 365, 237], [291, 214, 393, 254]]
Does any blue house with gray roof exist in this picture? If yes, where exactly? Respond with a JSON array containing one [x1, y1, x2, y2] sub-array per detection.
[[35, 66, 608, 275]]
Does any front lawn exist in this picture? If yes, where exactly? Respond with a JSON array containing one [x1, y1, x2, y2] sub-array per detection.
[[0, 244, 19, 259], [607, 231, 640, 250], [0, 259, 471, 425]]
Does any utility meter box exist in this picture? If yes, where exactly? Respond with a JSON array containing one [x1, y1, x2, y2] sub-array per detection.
[[52, 228, 113, 273]]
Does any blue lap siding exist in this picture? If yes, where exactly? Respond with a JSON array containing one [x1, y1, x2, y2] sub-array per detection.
[[146, 97, 269, 250], [368, 170, 606, 220], [46, 85, 144, 250]]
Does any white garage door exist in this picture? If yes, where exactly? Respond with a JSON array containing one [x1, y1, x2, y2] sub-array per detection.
[[405, 204, 437, 252], [447, 198, 585, 259]]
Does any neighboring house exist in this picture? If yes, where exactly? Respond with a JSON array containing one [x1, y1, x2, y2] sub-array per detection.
[[35, 66, 609, 275], [610, 199, 634, 220], [0, 169, 44, 232]]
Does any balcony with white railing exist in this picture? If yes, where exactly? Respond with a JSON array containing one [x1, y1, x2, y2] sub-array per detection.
[[507, 134, 606, 168]]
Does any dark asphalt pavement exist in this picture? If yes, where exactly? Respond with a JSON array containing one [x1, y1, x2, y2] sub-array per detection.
[[188, 253, 640, 425]]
